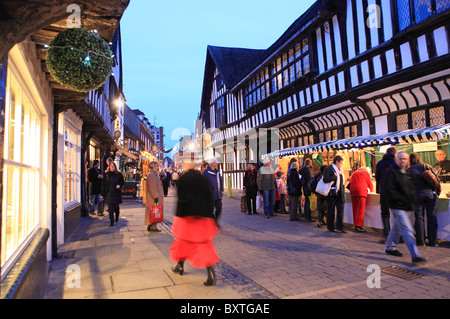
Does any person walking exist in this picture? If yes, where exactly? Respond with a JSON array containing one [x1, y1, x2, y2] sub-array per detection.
[[169, 163, 219, 286], [287, 162, 302, 221], [145, 161, 164, 232], [375, 147, 397, 240], [87, 160, 103, 216], [299, 158, 314, 222], [243, 163, 258, 215], [408, 152, 439, 247], [171, 170, 180, 187], [384, 151, 426, 265], [100, 162, 125, 227], [202, 158, 224, 225], [311, 165, 328, 227], [161, 169, 171, 197], [276, 171, 288, 214], [257, 158, 277, 219], [349, 167, 374, 232], [323, 155, 346, 233]]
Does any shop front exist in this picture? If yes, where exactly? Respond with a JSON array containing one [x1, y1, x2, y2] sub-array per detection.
[[264, 123, 450, 241]]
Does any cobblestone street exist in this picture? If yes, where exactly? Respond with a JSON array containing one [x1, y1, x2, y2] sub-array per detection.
[[43, 186, 450, 301]]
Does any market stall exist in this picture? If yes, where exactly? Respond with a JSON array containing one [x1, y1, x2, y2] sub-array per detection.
[[263, 123, 450, 241]]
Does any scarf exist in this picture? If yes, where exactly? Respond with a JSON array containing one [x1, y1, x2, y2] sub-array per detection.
[[332, 163, 345, 190]]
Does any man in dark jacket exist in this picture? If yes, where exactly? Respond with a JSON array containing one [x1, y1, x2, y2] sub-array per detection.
[[323, 156, 346, 233], [87, 160, 103, 215], [375, 146, 397, 239], [243, 163, 258, 215], [384, 151, 426, 266], [202, 158, 224, 224], [299, 158, 314, 222]]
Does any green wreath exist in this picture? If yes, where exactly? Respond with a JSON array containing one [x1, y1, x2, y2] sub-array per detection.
[[46, 28, 113, 93]]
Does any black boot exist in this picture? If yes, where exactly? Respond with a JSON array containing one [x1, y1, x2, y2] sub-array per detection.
[[172, 261, 184, 275], [204, 266, 216, 286]]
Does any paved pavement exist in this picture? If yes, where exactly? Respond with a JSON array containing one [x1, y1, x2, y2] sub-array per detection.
[[43, 186, 450, 301]]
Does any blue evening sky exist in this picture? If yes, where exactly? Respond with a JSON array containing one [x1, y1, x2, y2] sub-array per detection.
[[121, 0, 316, 152]]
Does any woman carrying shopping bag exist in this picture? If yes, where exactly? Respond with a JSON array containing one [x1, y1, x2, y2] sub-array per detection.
[[145, 161, 164, 232]]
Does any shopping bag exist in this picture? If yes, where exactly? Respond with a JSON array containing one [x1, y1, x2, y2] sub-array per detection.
[[256, 194, 262, 211], [315, 178, 333, 197], [145, 203, 163, 224], [310, 193, 317, 211], [240, 195, 248, 213]]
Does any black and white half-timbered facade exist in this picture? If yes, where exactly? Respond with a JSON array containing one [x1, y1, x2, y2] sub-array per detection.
[[197, 0, 450, 190]]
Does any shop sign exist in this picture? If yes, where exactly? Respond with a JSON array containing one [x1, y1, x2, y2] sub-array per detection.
[[121, 181, 138, 199], [413, 141, 438, 153]]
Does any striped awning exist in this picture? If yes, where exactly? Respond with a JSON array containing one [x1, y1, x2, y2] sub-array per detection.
[[263, 123, 450, 159]]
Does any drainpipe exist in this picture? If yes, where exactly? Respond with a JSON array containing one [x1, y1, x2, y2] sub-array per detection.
[[51, 109, 59, 258]]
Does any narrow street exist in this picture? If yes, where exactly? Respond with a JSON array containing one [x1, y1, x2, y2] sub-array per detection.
[[43, 186, 450, 300]]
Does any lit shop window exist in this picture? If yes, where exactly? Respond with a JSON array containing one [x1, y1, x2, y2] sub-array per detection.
[[1, 76, 41, 268], [64, 125, 81, 206]]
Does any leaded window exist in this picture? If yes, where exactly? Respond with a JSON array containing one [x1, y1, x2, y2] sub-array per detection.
[[429, 106, 445, 126], [397, 0, 449, 31], [243, 35, 311, 110]]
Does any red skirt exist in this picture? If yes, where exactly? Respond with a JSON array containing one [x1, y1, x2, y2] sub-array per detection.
[[169, 216, 220, 268]]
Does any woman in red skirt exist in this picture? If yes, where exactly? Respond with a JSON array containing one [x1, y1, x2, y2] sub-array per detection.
[[349, 167, 374, 232], [169, 163, 219, 286]]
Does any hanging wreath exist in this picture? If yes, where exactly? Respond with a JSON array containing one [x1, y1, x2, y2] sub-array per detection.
[[46, 28, 113, 93]]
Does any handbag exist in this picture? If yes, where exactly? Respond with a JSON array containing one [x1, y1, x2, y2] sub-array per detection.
[[315, 177, 333, 197], [421, 164, 441, 192], [145, 203, 163, 224]]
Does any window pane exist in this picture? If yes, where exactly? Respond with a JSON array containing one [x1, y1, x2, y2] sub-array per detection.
[[430, 106, 445, 126], [288, 48, 295, 63], [303, 55, 310, 74], [302, 38, 309, 54], [397, 0, 411, 31], [436, 0, 450, 12], [295, 60, 303, 79], [295, 43, 301, 59], [272, 78, 278, 93], [277, 73, 283, 89], [414, 0, 432, 23], [283, 69, 289, 86], [276, 58, 282, 72], [396, 113, 409, 130], [8, 84, 18, 161], [282, 53, 288, 68], [289, 65, 296, 83], [412, 109, 426, 128]]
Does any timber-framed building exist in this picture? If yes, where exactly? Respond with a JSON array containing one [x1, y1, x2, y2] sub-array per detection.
[[197, 0, 450, 190]]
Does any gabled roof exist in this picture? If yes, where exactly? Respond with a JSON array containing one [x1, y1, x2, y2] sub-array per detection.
[[124, 104, 142, 139], [207, 46, 265, 88]]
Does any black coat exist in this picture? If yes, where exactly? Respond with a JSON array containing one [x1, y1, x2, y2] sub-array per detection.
[[176, 169, 215, 219], [102, 171, 125, 205], [287, 169, 302, 196], [87, 167, 102, 195], [299, 165, 313, 196], [408, 163, 440, 194], [385, 164, 416, 211], [375, 154, 396, 195]]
